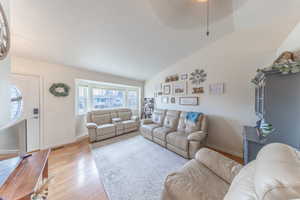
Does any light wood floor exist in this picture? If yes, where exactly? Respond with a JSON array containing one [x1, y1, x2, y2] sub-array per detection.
[[48, 139, 109, 200], [47, 138, 243, 200]]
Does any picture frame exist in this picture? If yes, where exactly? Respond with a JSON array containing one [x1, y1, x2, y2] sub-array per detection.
[[161, 96, 169, 104], [179, 97, 198, 106], [170, 97, 176, 104], [163, 84, 172, 95], [173, 81, 187, 96], [180, 73, 188, 81], [209, 83, 225, 95]]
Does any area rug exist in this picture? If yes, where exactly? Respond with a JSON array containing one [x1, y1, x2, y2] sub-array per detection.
[[91, 132, 188, 200]]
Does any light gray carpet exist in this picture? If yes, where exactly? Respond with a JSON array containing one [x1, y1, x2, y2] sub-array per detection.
[[91, 132, 188, 200]]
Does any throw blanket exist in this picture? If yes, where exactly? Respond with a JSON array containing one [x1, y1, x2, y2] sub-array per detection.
[[186, 112, 202, 123]]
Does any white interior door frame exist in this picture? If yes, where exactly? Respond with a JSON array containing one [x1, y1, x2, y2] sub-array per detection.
[[11, 73, 45, 150]]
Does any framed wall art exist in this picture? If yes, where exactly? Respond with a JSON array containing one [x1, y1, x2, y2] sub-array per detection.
[[170, 97, 176, 104], [161, 96, 169, 104], [163, 83, 172, 95], [179, 97, 198, 106], [173, 81, 187, 96], [180, 73, 188, 81]]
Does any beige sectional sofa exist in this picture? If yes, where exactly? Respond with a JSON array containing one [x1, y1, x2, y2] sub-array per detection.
[[140, 109, 208, 159], [86, 108, 139, 142], [162, 143, 300, 200]]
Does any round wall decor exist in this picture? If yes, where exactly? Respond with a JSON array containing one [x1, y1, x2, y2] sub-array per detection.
[[49, 83, 70, 97], [0, 2, 10, 60]]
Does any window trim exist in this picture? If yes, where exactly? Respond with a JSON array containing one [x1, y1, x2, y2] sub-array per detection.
[[76, 81, 140, 116]]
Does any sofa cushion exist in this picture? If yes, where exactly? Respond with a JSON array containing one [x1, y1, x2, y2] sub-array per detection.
[[163, 110, 180, 129], [254, 143, 300, 200], [153, 127, 173, 141], [152, 109, 165, 125], [141, 124, 160, 134], [195, 148, 243, 184], [122, 120, 138, 129], [224, 161, 257, 200], [162, 159, 229, 200], [97, 124, 116, 135], [92, 113, 111, 125], [166, 131, 188, 151], [118, 111, 131, 121]]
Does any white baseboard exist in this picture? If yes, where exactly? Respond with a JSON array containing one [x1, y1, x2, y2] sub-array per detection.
[[206, 143, 243, 158], [0, 149, 20, 154], [76, 133, 88, 141]]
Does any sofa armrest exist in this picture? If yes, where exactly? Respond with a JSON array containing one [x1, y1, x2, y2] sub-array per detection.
[[195, 148, 243, 184], [141, 119, 153, 125], [86, 122, 97, 129], [131, 116, 139, 122], [187, 131, 207, 141]]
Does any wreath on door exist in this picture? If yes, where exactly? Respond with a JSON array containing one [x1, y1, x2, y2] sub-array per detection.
[[49, 83, 70, 97]]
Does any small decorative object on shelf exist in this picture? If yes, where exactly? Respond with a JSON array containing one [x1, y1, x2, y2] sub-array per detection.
[[190, 69, 207, 85], [0, 2, 10, 60], [49, 83, 70, 97], [258, 119, 275, 138], [165, 74, 179, 83]]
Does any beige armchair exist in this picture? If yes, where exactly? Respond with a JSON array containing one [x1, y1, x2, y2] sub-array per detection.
[[162, 143, 300, 200]]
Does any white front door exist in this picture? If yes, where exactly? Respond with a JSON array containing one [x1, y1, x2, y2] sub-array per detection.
[[10, 74, 40, 152]]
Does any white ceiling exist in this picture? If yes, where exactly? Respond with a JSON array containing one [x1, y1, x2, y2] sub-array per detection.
[[10, 0, 300, 81]]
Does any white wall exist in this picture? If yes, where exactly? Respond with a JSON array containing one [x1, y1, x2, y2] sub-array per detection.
[[278, 21, 300, 54], [0, 0, 10, 127], [145, 25, 294, 156], [11, 56, 144, 148]]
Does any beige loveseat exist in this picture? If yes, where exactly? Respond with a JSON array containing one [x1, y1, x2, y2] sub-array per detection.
[[140, 109, 208, 159], [86, 108, 139, 142], [162, 143, 300, 200]]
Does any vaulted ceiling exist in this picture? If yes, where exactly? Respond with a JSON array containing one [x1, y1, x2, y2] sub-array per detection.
[[10, 0, 300, 80]]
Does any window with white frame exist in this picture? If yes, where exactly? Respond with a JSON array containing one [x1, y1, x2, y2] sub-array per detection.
[[92, 88, 125, 109], [77, 85, 89, 114], [76, 81, 140, 115]]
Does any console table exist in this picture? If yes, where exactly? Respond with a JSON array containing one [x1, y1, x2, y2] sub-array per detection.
[[0, 149, 50, 200], [243, 126, 269, 165]]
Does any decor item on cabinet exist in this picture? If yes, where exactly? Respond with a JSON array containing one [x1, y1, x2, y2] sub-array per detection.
[[180, 73, 188, 81], [142, 98, 154, 119], [252, 52, 300, 85], [170, 97, 176, 104], [162, 83, 172, 95], [179, 97, 198, 106], [49, 83, 70, 97], [158, 91, 163, 96], [192, 87, 204, 94], [173, 81, 187, 96], [259, 119, 275, 137], [161, 96, 169, 104], [0, 2, 10, 60], [165, 74, 179, 83], [209, 83, 225, 95], [190, 69, 207, 85], [274, 51, 295, 64]]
